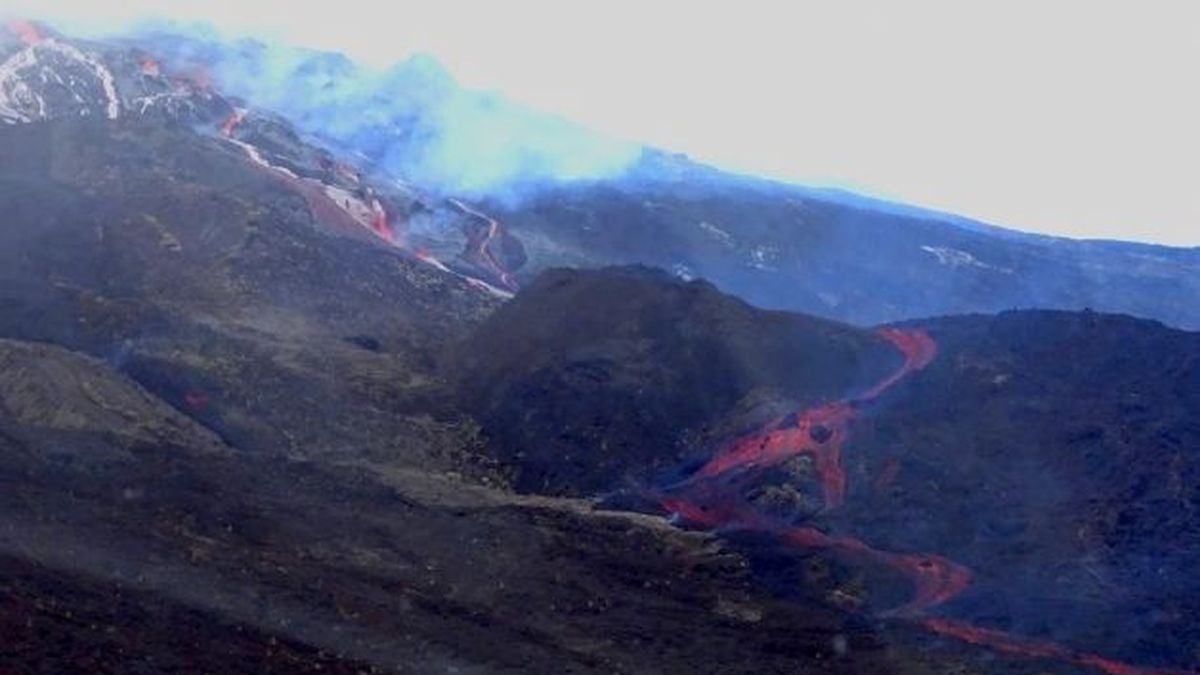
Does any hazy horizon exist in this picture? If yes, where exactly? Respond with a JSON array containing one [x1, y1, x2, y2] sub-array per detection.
[[6, 0, 1198, 246]]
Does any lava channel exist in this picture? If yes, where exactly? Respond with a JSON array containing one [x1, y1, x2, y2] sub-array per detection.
[[660, 327, 1183, 675]]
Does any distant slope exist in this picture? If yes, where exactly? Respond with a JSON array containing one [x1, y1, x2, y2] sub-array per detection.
[[492, 157, 1200, 329]]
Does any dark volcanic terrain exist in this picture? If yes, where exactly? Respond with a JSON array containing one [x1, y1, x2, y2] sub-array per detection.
[[1, 19, 1197, 675], [460, 270, 1200, 672]]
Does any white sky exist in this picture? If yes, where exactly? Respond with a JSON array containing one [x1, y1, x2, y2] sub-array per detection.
[[8, 0, 1200, 246]]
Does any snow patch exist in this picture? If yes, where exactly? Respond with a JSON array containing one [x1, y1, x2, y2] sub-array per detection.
[[39, 40, 120, 119], [748, 245, 779, 271], [0, 46, 40, 122], [920, 245, 1012, 274], [0, 39, 120, 121], [698, 220, 735, 247]]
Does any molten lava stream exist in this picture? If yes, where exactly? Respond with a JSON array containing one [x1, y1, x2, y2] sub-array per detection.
[[921, 618, 1190, 675], [220, 109, 246, 137], [6, 19, 44, 46], [660, 327, 1182, 675], [448, 199, 518, 292]]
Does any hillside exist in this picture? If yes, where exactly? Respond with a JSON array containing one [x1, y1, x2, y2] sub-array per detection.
[[0, 18, 1196, 675], [461, 272, 1200, 672]]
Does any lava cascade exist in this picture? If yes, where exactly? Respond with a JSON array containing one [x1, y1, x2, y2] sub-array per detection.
[[661, 328, 1186, 674]]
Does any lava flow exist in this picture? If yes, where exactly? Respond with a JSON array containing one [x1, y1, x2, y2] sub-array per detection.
[[5, 19, 44, 46], [141, 56, 161, 77], [448, 198, 519, 292], [212, 112, 513, 297], [660, 327, 1184, 674], [220, 108, 246, 137], [921, 618, 1188, 675], [688, 328, 935, 510], [367, 198, 395, 243]]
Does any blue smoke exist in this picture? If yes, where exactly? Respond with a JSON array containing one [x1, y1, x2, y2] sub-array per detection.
[[123, 23, 642, 201]]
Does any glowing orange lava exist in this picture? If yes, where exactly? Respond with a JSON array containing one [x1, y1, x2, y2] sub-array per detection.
[[220, 109, 246, 137], [922, 618, 1189, 675], [661, 328, 1176, 674], [449, 199, 519, 292], [6, 19, 44, 46], [368, 200, 395, 243]]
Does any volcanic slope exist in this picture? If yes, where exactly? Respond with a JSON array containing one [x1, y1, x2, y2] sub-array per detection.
[[3, 20, 1196, 675], [0, 118, 501, 475], [452, 265, 904, 495], [0, 121, 1110, 674], [455, 267, 1200, 674], [0, 336, 1070, 675], [116, 27, 1200, 330]]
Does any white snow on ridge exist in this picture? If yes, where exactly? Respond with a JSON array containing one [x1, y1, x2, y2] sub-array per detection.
[[920, 245, 1012, 274], [0, 46, 41, 122], [698, 220, 734, 247], [41, 40, 120, 119], [0, 39, 120, 121], [227, 137, 301, 179]]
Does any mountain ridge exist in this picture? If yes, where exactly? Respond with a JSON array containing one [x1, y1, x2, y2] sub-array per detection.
[[5, 19, 1199, 329]]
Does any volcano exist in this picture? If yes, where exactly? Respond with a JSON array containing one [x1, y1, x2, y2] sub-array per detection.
[[0, 18, 1197, 675]]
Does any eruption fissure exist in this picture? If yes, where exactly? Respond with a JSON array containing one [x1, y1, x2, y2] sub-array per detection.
[[660, 328, 1183, 675]]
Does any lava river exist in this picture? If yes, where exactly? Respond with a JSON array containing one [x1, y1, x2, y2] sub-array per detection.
[[660, 327, 1189, 675]]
